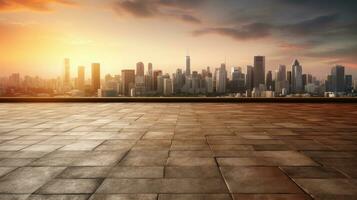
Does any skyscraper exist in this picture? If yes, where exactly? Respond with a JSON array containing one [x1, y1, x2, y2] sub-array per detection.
[[148, 63, 153, 76], [275, 65, 288, 95], [331, 65, 345, 93], [266, 70, 273, 90], [186, 56, 191, 76], [232, 67, 245, 93], [216, 63, 227, 93], [232, 67, 240, 92], [345, 75, 352, 93], [136, 62, 144, 76], [246, 65, 254, 92], [77, 66, 85, 91], [253, 56, 265, 88], [163, 78, 173, 96], [135, 62, 145, 96], [302, 74, 308, 92], [174, 68, 184, 93], [153, 70, 162, 91], [145, 63, 153, 92], [287, 70, 292, 94], [63, 58, 71, 90], [291, 59, 303, 93], [91, 63, 100, 95], [121, 69, 135, 96]]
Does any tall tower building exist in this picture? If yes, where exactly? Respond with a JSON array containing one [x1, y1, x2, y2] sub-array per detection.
[[136, 62, 144, 76], [153, 70, 162, 91], [275, 65, 288, 95], [91, 63, 101, 95], [121, 70, 135, 96], [148, 63, 153, 76], [331, 65, 345, 93], [186, 56, 191, 76], [287, 71, 292, 94], [246, 65, 254, 91], [163, 78, 173, 96], [63, 58, 71, 90], [291, 59, 303, 93], [77, 66, 85, 91], [266, 71, 273, 90], [174, 68, 184, 93], [345, 75, 352, 93], [216, 63, 227, 93], [135, 62, 145, 96], [253, 56, 265, 88]]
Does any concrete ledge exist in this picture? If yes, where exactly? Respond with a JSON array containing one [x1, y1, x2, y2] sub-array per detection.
[[0, 97, 357, 103]]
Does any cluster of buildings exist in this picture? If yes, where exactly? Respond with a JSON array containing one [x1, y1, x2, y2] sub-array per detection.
[[0, 56, 356, 97]]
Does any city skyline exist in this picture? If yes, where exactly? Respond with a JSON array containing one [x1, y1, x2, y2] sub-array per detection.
[[1, 55, 356, 98], [1, 0, 357, 78]]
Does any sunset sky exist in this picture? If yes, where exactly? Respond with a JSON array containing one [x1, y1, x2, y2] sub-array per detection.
[[1, 0, 357, 79]]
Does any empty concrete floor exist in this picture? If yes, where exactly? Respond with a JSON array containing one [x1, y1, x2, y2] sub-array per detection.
[[0, 103, 356, 200]]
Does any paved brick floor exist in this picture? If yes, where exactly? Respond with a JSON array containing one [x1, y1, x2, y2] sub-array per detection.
[[0, 103, 356, 200]]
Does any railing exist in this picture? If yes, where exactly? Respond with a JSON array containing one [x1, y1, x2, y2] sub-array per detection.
[[0, 97, 356, 103]]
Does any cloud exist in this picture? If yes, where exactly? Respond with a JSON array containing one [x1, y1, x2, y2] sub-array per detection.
[[193, 22, 272, 40], [308, 45, 357, 59], [0, 0, 76, 12], [112, 0, 203, 24], [158, 0, 206, 9], [180, 14, 201, 24], [113, 0, 157, 18], [279, 14, 340, 36]]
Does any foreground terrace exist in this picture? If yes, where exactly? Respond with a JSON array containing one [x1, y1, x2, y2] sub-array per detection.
[[0, 102, 356, 200]]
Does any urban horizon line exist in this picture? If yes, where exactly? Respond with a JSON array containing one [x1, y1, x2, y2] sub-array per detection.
[[1, 55, 356, 98]]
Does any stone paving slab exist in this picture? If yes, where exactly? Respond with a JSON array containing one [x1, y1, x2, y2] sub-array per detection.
[[0, 103, 356, 199]]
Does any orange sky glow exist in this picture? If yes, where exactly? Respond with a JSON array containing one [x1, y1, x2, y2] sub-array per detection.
[[1, 0, 357, 79]]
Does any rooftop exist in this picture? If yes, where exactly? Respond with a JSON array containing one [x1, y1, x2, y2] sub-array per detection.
[[0, 103, 356, 199]]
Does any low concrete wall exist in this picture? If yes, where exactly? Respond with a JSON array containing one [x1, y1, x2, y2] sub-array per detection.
[[0, 97, 356, 103]]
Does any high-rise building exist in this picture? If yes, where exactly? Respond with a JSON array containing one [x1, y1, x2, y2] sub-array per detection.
[[232, 67, 245, 93], [291, 59, 303, 93], [153, 70, 162, 91], [157, 73, 170, 94], [345, 75, 352, 93], [326, 75, 333, 92], [287, 71, 292, 94], [186, 56, 191, 76], [77, 66, 85, 91], [121, 70, 135, 96], [302, 74, 307, 92], [135, 62, 145, 96], [216, 63, 227, 94], [307, 74, 313, 84], [146, 63, 153, 92], [163, 78, 173, 96], [174, 68, 184, 93], [63, 58, 71, 90], [253, 56, 265, 88], [331, 65, 345, 93], [266, 71, 273, 90], [148, 63, 153, 76], [205, 76, 213, 94], [274, 65, 288, 95], [246, 65, 254, 92], [91, 63, 100, 95], [136, 62, 144, 76], [191, 71, 200, 94]]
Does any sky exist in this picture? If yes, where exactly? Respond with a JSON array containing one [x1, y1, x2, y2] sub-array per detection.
[[0, 0, 357, 79]]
